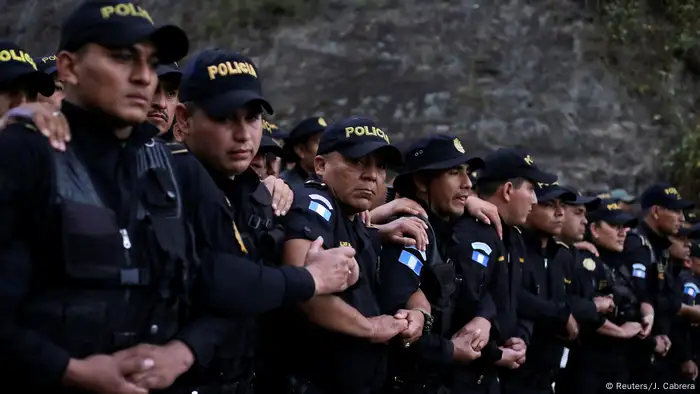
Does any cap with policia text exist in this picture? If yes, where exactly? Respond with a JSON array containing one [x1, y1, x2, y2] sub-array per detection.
[[59, 1, 188, 64], [263, 119, 288, 140], [316, 117, 402, 165], [393, 134, 484, 196], [640, 184, 695, 210], [587, 199, 638, 227], [563, 185, 601, 210], [0, 41, 54, 97], [534, 181, 576, 203], [33, 54, 57, 75], [477, 148, 557, 185], [260, 120, 283, 157], [687, 211, 700, 225], [179, 49, 273, 118]]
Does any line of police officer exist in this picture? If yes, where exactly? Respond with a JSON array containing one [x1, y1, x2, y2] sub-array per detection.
[[2, 1, 700, 394]]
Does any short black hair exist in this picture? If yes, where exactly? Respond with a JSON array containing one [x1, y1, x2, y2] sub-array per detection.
[[477, 177, 527, 199]]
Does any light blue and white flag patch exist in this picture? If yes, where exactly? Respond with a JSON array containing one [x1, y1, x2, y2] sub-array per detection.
[[308, 201, 331, 222], [309, 194, 333, 211], [398, 250, 423, 276], [471, 242, 492, 267], [684, 282, 699, 298], [632, 263, 646, 279]]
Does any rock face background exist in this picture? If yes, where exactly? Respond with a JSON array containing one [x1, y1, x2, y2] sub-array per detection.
[[3, 0, 699, 194]]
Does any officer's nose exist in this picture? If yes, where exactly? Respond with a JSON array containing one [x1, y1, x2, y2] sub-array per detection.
[[151, 87, 167, 111], [462, 173, 473, 190]]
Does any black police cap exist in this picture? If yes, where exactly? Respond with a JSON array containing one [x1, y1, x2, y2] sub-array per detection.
[[640, 183, 694, 210], [0, 41, 54, 96], [587, 199, 638, 227], [477, 148, 557, 185], [562, 185, 601, 210], [687, 211, 700, 225], [59, 1, 188, 64], [677, 223, 700, 239], [534, 181, 576, 204], [179, 49, 273, 119], [32, 54, 57, 75], [283, 116, 327, 161], [393, 134, 483, 196], [316, 117, 401, 165], [258, 134, 283, 157]]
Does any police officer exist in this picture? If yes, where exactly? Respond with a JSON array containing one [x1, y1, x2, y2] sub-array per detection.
[[281, 117, 435, 394], [559, 186, 600, 247], [473, 148, 561, 393], [281, 116, 327, 188], [500, 181, 580, 394], [0, 1, 196, 392], [0, 40, 54, 116], [624, 183, 697, 381], [169, 48, 357, 393], [148, 62, 181, 140], [559, 200, 644, 393], [33, 53, 66, 109], [378, 135, 487, 393]]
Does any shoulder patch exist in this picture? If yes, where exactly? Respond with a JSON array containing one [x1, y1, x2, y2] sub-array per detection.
[[308, 200, 332, 222], [309, 193, 333, 211], [471, 242, 493, 255], [685, 283, 700, 298], [556, 241, 570, 249], [398, 250, 423, 276], [632, 263, 647, 278]]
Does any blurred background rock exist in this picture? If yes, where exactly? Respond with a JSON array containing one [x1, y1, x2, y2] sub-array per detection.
[[4, 0, 700, 199]]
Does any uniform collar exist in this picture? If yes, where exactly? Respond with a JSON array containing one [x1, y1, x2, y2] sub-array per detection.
[[639, 220, 671, 251], [62, 100, 158, 148]]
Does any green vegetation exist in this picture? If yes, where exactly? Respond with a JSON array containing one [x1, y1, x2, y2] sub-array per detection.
[[592, 0, 700, 198]]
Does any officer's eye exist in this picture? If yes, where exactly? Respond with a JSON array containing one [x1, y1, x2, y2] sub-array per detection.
[[166, 90, 177, 99], [245, 113, 262, 122], [111, 49, 134, 62]]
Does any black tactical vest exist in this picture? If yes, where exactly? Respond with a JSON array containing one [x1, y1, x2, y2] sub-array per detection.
[[19, 139, 189, 358]]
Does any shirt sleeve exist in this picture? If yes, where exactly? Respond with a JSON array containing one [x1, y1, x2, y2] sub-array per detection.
[[377, 243, 425, 314], [0, 126, 73, 388]]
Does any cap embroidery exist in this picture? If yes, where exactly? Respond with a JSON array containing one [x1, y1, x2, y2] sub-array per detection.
[[524, 155, 534, 166], [207, 61, 257, 80], [318, 117, 327, 127], [664, 187, 681, 199], [453, 138, 465, 154], [40, 55, 56, 63], [100, 3, 153, 24], [344, 125, 389, 143], [606, 202, 622, 211], [0, 49, 37, 70]]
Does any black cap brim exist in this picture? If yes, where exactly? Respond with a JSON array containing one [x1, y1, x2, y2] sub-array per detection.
[[198, 89, 274, 119], [258, 143, 284, 157], [677, 224, 700, 238], [156, 64, 182, 78], [665, 199, 696, 210], [537, 188, 577, 203], [593, 211, 638, 228], [522, 167, 557, 184], [568, 195, 601, 210], [417, 155, 484, 173], [98, 24, 189, 64], [339, 141, 402, 166], [13, 70, 56, 97]]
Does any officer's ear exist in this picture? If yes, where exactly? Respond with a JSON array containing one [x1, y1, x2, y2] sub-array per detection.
[[175, 103, 193, 141], [501, 181, 514, 203], [56, 50, 81, 86], [589, 221, 601, 240], [314, 154, 328, 177]]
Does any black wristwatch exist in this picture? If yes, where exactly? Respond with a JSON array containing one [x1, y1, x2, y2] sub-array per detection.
[[413, 308, 434, 333]]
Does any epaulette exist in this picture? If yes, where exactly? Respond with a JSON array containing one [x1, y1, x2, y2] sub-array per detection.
[[556, 240, 570, 249], [304, 178, 327, 190], [513, 225, 522, 234], [166, 141, 188, 155]]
